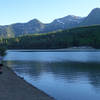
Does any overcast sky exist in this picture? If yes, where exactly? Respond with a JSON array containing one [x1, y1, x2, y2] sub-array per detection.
[[0, 0, 100, 25]]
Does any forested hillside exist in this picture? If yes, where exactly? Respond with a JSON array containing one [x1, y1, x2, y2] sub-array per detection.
[[0, 25, 100, 49]]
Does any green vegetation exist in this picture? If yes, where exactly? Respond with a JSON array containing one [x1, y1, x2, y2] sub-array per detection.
[[6, 26, 15, 38], [0, 47, 6, 56], [0, 25, 100, 49]]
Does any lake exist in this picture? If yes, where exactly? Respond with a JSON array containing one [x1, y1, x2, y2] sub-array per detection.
[[4, 50, 100, 100]]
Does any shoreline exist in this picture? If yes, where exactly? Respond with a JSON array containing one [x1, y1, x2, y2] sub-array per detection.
[[0, 66, 54, 100], [7, 48, 100, 52]]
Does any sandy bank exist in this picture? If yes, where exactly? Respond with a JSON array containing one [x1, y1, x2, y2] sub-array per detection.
[[0, 66, 54, 100]]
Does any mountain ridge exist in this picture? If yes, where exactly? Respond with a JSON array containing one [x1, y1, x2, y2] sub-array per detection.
[[79, 8, 100, 26], [0, 8, 100, 38]]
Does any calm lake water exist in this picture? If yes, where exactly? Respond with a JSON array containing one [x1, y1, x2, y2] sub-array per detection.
[[4, 50, 100, 100]]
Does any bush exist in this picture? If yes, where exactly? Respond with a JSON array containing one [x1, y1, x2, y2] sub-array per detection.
[[0, 47, 6, 56]]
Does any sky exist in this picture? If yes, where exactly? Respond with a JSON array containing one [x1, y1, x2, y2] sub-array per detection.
[[0, 0, 100, 25]]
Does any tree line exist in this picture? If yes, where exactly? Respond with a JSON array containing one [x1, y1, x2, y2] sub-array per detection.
[[0, 25, 100, 49]]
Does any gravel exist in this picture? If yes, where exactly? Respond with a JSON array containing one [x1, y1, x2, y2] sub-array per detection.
[[0, 66, 54, 100]]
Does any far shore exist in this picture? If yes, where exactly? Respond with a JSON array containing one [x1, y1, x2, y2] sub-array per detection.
[[7, 47, 100, 52]]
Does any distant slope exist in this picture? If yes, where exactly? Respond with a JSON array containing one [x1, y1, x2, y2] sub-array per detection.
[[41, 15, 84, 33], [10, 19, 45, 36], [0, 16, 83, 38], [79, 8, 100, 26], [0, 8, 100, 38], [1, 25, 100, 49], [0, 19, 45, 38]]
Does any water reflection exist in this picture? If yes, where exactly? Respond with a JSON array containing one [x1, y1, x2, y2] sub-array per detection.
[[4, 60, 100, 100], [4, 51, 100, 100]]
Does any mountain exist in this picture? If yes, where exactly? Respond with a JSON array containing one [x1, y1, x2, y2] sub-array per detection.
[[9, 15, 84, 36], [42, 15, 84, 33], [0, 19, 45, 38], [0, 15, 84, 37], [0, 8, 100, 38], [10, 19, 45, 36], [79, 8, 100, 26]]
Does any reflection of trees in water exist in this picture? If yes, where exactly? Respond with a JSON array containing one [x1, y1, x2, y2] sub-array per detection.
[[87, 67, 100, 90], [49, 62, 100, 90], [5, 61, 43, 80], [5, 61, 100, 90]]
